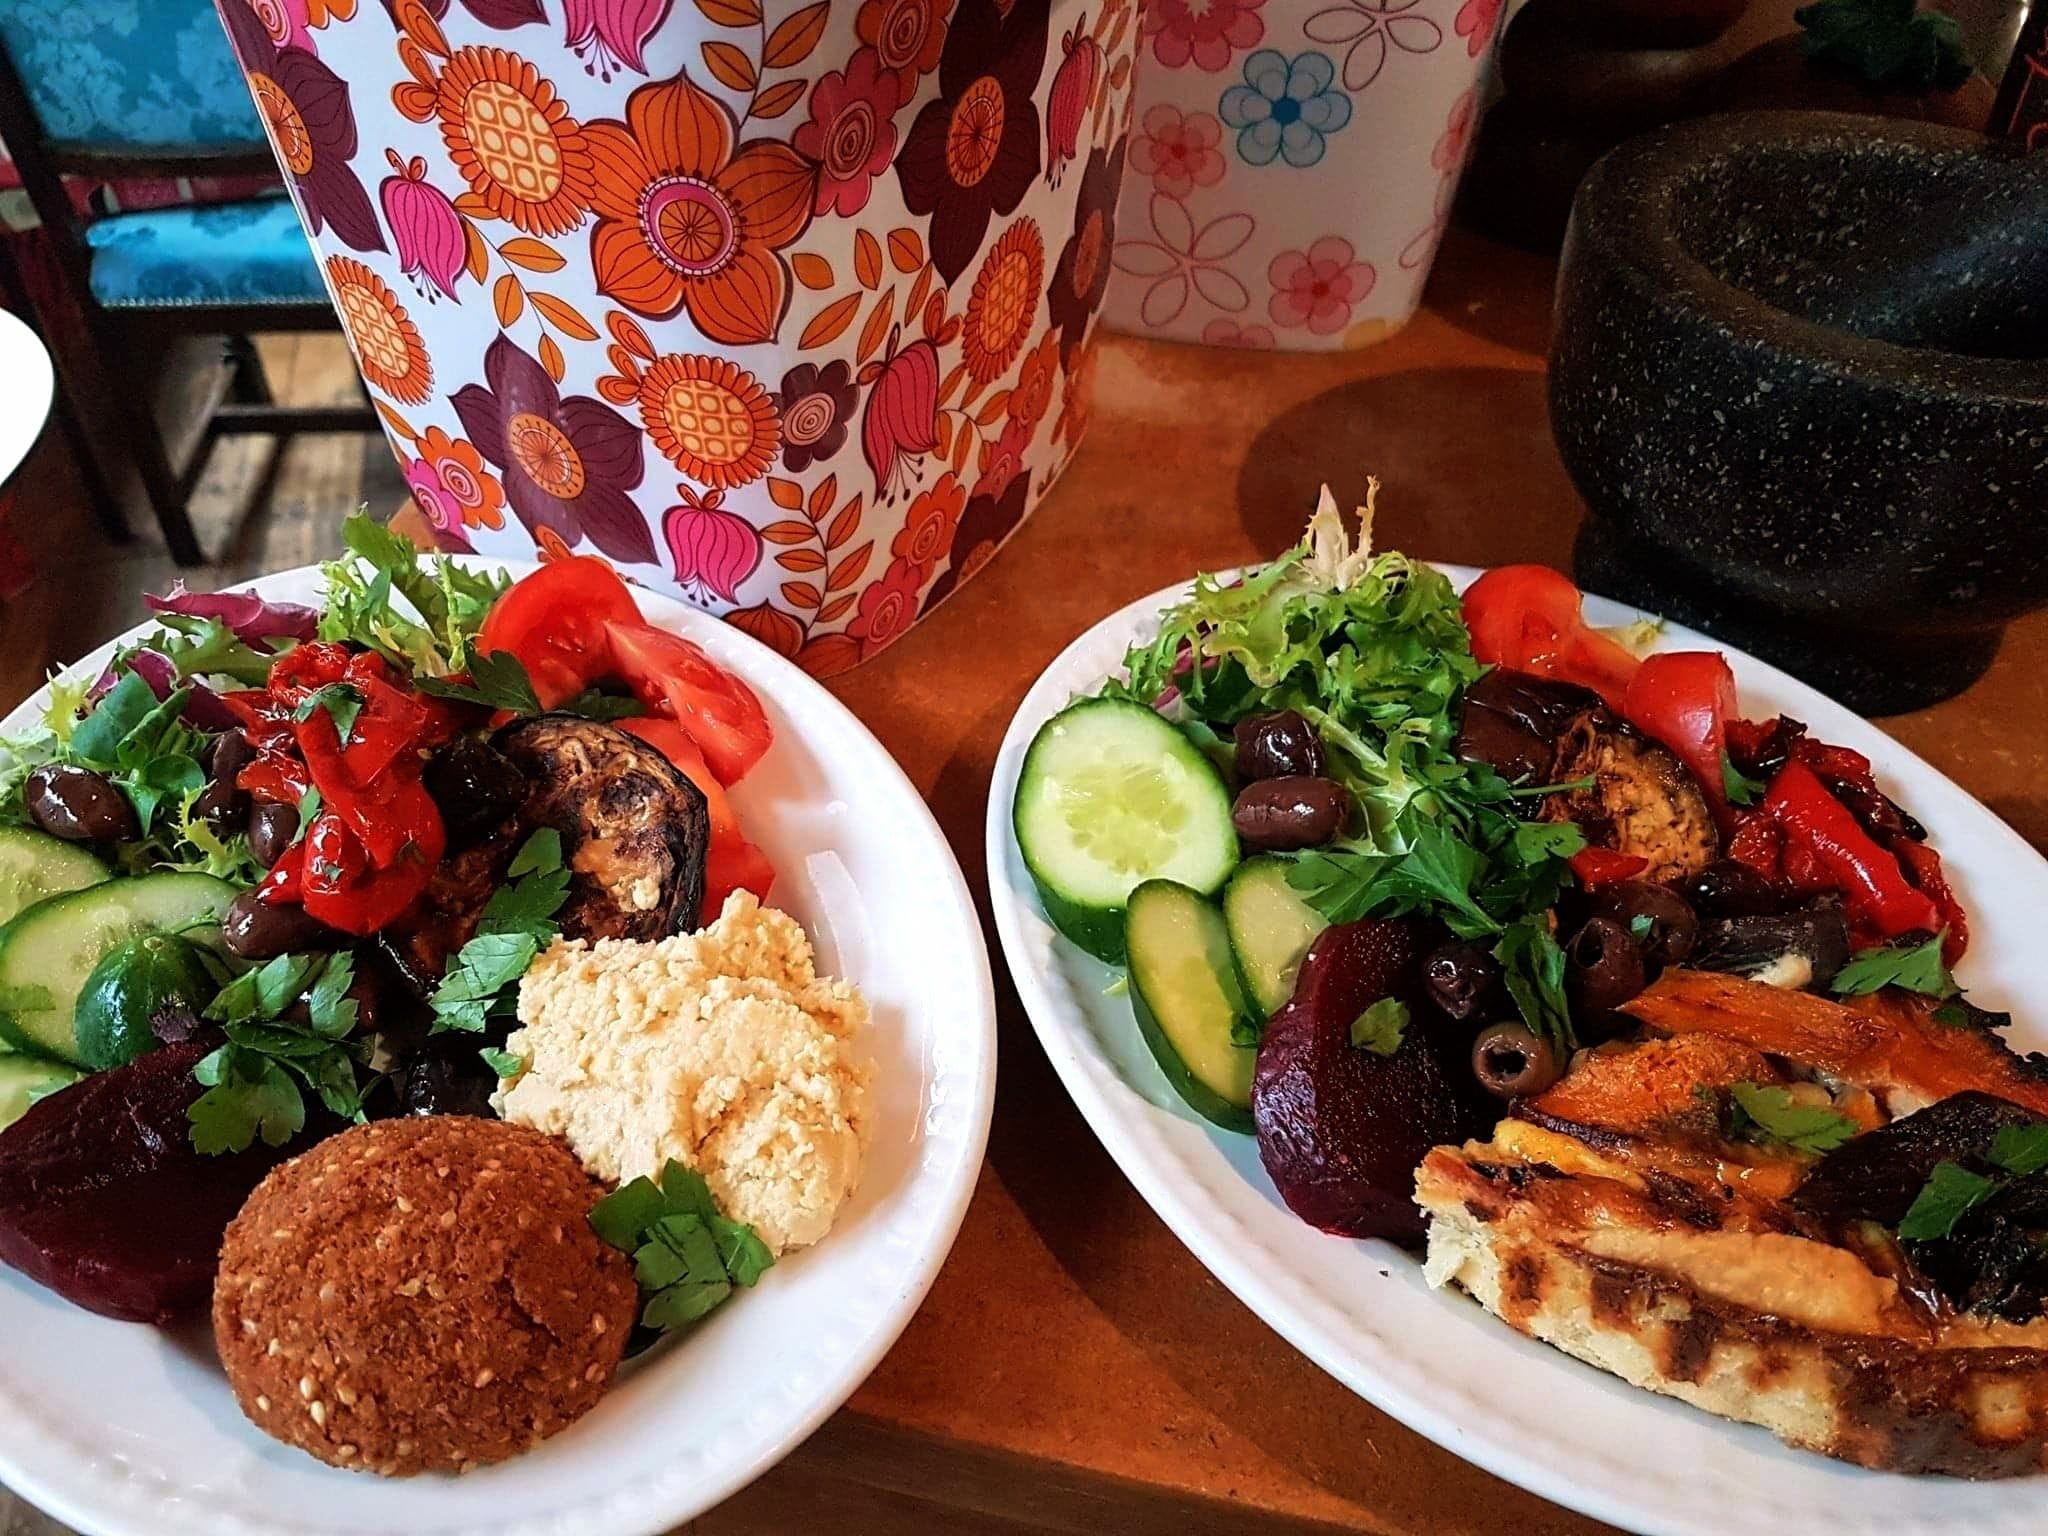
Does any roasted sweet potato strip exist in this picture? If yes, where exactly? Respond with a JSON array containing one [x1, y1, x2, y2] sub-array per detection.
[[1621, 969, 2048, 1118]]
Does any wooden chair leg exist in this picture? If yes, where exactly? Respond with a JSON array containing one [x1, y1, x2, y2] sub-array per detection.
[[227, 335, 274, 405]]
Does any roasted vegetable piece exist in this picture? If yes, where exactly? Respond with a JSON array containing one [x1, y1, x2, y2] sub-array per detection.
[[1252, 919, 1493, 1245], [494, 714, 709, 941], [1541, 707, 1719, 883], [0, 1042, 323, 1323]]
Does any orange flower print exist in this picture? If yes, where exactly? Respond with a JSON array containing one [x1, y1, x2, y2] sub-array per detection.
[[857, 0, 955, 102], [962, 218, 1044, 386], [637, 354, 781, 489], [1008, 327, 1059, 429], [584, 71, 817, 344], [891, 471, 967, 571], [326, 256, 432, 403], [434, 48, 594, 236], [849, 554, 929, 657]]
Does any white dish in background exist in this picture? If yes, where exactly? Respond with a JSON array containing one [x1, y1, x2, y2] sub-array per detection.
[[0, 560, 996, 1536], [986, 565, 2048, 1536]]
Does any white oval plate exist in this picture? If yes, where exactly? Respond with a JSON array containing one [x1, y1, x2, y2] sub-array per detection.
[[987, 567, 2048, 1536], [0, 560, 996, 1536]]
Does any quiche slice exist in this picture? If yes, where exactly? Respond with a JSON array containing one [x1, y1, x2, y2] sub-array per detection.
[[1416, 969, 2048, 1476]]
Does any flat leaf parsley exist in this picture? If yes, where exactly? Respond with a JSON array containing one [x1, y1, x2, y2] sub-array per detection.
[[589, 1160, 775, 1344], [429, 828, 571, 1034]]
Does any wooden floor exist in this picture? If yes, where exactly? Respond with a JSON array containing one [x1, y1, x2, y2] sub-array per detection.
[[0, 334, 398, 715]]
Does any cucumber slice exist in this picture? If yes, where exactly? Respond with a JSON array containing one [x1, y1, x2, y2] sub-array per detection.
[[1013, 698, 1238, 963], [0, 826, 109, 929], [1224, 857, 1329, 1016], [1126, 880, 1257, 1132], [0, 873, 235, 1065], [0, 1055, 81, 1131]]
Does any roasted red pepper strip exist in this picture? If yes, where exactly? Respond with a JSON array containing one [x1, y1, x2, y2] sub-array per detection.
[[1570, 847, 1649, 891], [1890, 835, 1968, 964], [1758, 762, 1939, 940]]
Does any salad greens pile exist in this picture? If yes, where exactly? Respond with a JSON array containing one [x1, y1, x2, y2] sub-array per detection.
[[316, 511, 509, 677], [1108, 488, 1587, 1054]]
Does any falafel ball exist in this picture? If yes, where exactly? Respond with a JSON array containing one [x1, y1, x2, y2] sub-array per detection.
[[213, 1116, 637, 1476]]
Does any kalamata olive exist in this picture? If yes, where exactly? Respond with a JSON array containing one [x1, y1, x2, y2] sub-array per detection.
[[220, 887, 341, 961], [1567, 914, 1649, 1013], [401, 1051, 499, 1118], [204, 729, 254, 783], [1592, 880, 1699, 969], [1681, 859, 1788, 920], [1231, 775, 1350, 851], [23, 764, 138, 843], [1423, 941, 1500, 1022], [1233, 709, 1326, 782], [1472, 1023, 1560, 1099], [246, 800, 299, 868], [189, 775, 247, 831]]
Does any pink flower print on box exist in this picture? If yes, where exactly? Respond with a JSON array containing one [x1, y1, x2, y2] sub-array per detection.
[[1201, 316, 1273, 348], [563, 0, 673, 81], [1130, 104, 1225, 199], [1302, 0, 1443, 92], [1267, 234, 1373, 334], [1455, 0, 1506, 57], [1111, 193, 1253, 327], [380, 152, 467, 301], [1142, 0, 1268, 73]]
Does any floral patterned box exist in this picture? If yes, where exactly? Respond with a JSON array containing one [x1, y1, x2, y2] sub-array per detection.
[[218, 0, 1139, 676], [1105, 0, 1501, 350]]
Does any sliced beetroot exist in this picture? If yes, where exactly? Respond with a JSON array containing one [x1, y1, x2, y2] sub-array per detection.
[[0, 1043, 313, 1324], [1252, 918, 1495, 1246]]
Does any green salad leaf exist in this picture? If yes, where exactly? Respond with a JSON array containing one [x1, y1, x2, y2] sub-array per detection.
[[1111, 489, 1590, 1050], [316, 509, 508, 677]]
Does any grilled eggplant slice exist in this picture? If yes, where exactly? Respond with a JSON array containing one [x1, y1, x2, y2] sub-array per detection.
[[1542, 707, 1718, 883], [494, 714, 709, 941]]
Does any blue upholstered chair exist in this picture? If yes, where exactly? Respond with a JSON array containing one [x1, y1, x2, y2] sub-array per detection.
[[0, 0, 374, 563]]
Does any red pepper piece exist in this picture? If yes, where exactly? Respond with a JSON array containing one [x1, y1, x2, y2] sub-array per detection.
[[1759, 762, 1939, 940], [1570, 847, 1650, 891], [1726, 813, 1781, 879], [1890, 835, 1968, 964]]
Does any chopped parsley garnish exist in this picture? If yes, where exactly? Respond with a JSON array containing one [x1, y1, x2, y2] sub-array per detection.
[[1494, 918, 1574, 1057], [1349, 996, 1408, 1055], [1725, 1081, 1859, 1154], [1897, 1160, 1997, 1241], [589, 1160, 774, 1343], [416, 649, 543, 715], [1992, 1123, 2048, 1177], [479, 1045, 526, 1079], [1830, 931, 1957, 999], [562, 688, 646, 722], [429, 828, 570, 1034], [293, 682, 365, 744], [188, 950, 367, 1155], [1720, 751, 1766, 807]]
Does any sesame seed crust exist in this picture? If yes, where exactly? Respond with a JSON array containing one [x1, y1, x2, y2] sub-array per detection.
[[213, 1117, 636, 1476]]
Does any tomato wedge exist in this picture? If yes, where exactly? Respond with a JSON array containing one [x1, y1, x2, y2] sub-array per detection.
[[621, 716, 775, 921], [1461, 565, 1640, 708], [606, 620, 772, 786], [1620, 651, 1738, 812], [477, 556, 641, 707]]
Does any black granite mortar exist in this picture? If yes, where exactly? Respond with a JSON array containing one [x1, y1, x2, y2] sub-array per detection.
[[1550, 111, 2048, 714]]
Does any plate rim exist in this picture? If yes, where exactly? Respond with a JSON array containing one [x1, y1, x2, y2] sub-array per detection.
[[0, 557, 997, 1536], [984, 561, 2048, 1536]]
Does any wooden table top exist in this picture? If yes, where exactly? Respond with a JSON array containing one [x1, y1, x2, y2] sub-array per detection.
[[6, 228, 2045, 1536]]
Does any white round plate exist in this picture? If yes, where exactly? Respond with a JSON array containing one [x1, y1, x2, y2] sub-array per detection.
[[987, 566, 2048, 1536], [0, 560, 996, 1536]]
